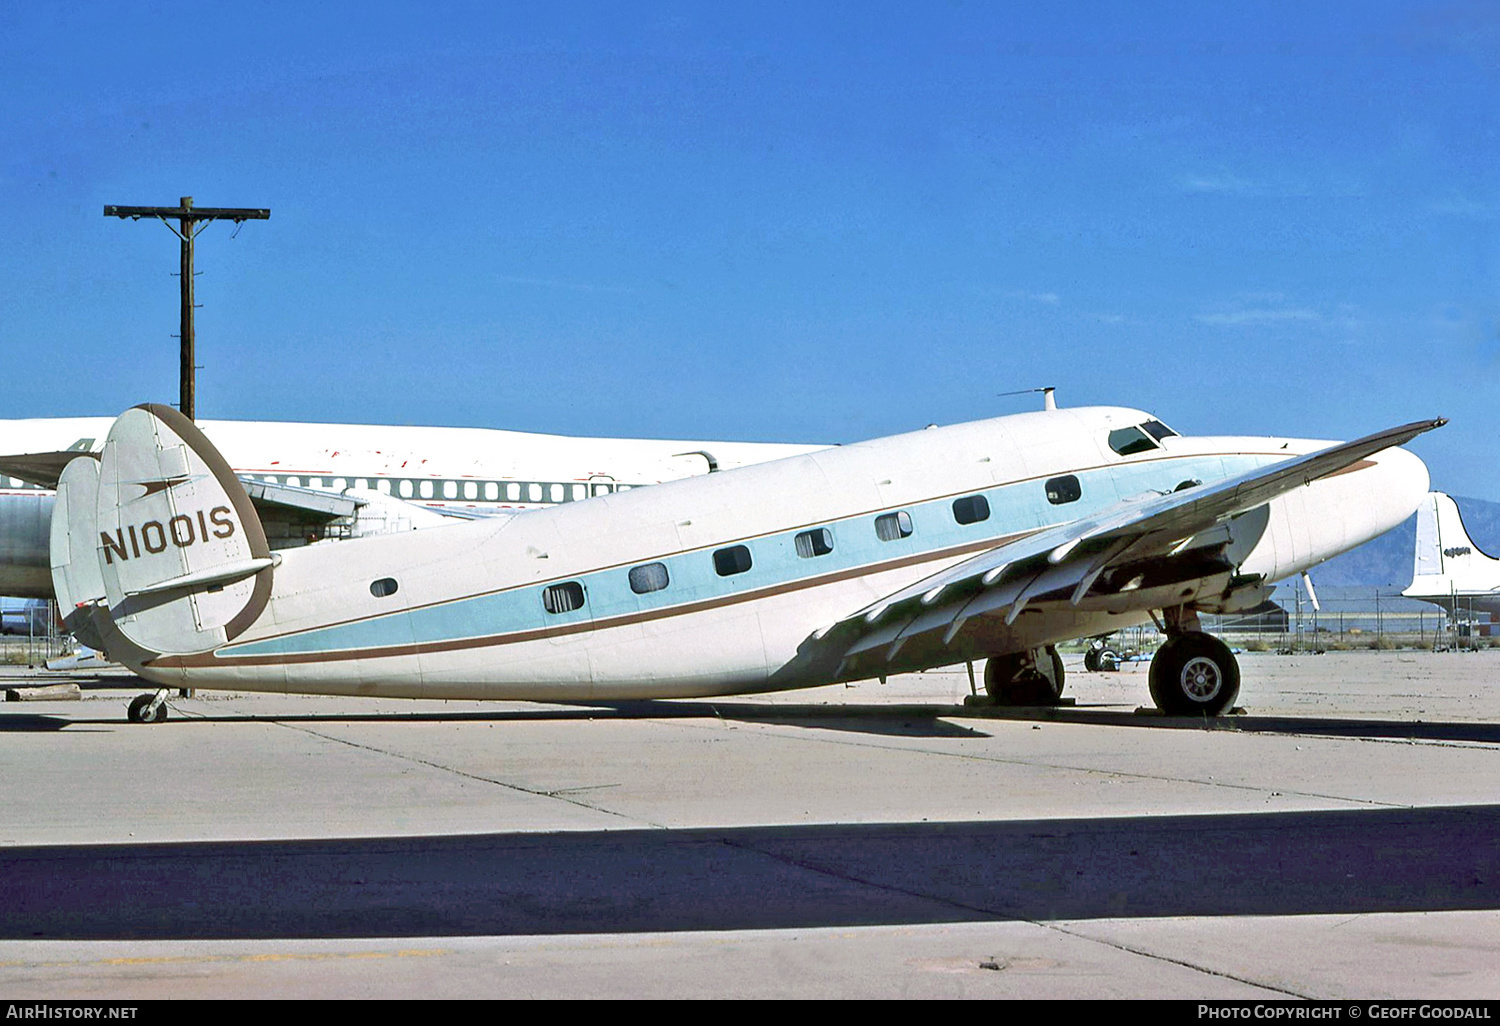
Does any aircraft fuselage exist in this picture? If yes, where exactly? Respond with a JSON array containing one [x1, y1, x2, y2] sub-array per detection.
[[126, 406, 1429, 701]]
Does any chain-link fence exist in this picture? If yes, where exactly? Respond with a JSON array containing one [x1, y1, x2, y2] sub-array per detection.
[[1204, 583, 1489, 652], [0, 599, 71, 667]]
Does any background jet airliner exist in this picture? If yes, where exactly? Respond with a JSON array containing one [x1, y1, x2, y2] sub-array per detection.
[[50, 403, 1438, 723], [0, 416, 827, 599], [1403, 491, 1500, 618]]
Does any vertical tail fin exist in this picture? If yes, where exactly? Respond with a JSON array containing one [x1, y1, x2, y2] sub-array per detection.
[[49, 404, 274, 660], [1404, 492, 1500, 603]]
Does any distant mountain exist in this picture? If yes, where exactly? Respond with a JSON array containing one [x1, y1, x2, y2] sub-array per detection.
[[1309, 494, 1500, 588]]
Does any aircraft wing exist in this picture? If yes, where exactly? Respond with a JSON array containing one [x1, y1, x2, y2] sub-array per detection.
[[0, 451, 93, 489], [0, 449, 369, 529], [816, 418, 1445, 673], [240, 478, 363, 521]]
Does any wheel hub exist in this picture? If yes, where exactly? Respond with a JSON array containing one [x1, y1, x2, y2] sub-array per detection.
[[1179, 656, 1222, 701]]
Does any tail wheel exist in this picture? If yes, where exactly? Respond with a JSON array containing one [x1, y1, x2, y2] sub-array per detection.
[[983, 646, 1065, 705], [1148, 633, 1240, 716], [127, 692, 169, 724]]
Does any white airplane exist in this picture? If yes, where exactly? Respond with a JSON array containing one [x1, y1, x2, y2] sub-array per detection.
[[50, 403, 1439, 723], [1402, 492, 1500, 618], [0, 416, 828, 599]]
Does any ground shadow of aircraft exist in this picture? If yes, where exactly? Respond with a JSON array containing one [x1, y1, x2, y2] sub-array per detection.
[[8, 698, 1500, 743], [5, 804, 1497, 940]]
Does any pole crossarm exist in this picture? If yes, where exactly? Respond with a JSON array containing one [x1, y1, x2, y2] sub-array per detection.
[[104, 205, 270, 222]]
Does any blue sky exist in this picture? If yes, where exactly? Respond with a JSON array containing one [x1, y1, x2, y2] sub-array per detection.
[[3, 2, 1496, 497]]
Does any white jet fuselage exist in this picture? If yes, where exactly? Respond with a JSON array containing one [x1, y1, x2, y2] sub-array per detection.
[[0, 416, 827, 598], [133, 406, 1429, 700]]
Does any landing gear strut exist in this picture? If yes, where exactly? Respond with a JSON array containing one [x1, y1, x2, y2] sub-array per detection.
[[127, 690, 170, 724], [983, 645, 1065, 705], [1147, 610, 1240, 716]]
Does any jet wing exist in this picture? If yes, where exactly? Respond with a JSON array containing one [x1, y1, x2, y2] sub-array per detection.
[[240, 478, 362, 520], [0, 451, 94, 489], [815, 418, 1445, 673]]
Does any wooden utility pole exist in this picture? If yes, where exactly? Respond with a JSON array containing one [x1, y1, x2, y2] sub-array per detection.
[[103, 197, 270, 420]]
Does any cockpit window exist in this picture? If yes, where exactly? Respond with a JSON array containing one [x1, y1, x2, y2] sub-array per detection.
[[1108, 426, 1159, 456], [1141, 419, 1178, 441]]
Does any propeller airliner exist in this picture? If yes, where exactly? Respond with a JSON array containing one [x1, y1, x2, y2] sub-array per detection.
[[49, 402, 1441, 722]]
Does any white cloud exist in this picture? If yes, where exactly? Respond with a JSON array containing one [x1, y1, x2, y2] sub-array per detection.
[[1429, 194, 1498, 219], [1001, 289, 1061, 306], [1178, 172, 1259, 195], [1195, 308, 1325, 326], [494, 274, 637, 294]]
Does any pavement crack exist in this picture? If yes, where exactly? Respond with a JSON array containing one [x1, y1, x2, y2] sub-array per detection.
[[652, 716, 1416, 809], [265, 719, 668, 828], [718, 835, 1309, 997], [1039, 921, 1313, 998]]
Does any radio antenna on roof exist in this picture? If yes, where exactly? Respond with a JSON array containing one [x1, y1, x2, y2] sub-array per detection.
[[997, 386, 1058, 411]]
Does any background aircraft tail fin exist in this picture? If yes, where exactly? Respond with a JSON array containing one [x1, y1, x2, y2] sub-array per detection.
[[1406, 492, 1500, 598], [50, 404, 274, 659]]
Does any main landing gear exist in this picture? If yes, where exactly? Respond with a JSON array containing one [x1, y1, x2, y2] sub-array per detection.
[[127, 690, 170, 724], [982, 645, 1065, 706], [1147, 610, 1240, 716]]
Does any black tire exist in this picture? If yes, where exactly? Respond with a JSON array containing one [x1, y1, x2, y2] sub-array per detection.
[[1042, 645, 1065, 701], [983, 646, 1064, 705], [1083, 647, 1100, 673], [1148, 633, 1240, 716], [127, 693, 169, 724], [127, 694, 152, 724]]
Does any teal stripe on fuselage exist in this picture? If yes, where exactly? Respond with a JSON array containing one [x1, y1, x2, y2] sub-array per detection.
[[220, 452, 1272, 659]]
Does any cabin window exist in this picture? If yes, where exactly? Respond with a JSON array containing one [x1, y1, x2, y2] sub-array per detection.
[[1108, 426, 1159, 456], [528, 483, 542, 502], [714, 545, 753, 576], [370, 578, 398, 598], [286, 477, 301, 487], [542, 581, 586, 614], [592, 483, 611, 496], [507, 483, 520, 501], [398, 480, 413, 498], [1045, 475, 1082, 505], [333, 478, 347, 491], [419, 480, 434, 499], [795, 528, 834, 558], [875, 511, 913, 541], [377, 479, 391, 495], [463, 481, 477, 500], [443, 481, 457, 499], [309, 477, 324, 489], [484, 482, 498, 500], [629, 562, 670, 594], [550, 484, 564, 503], [952, 494, 990, 525]]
